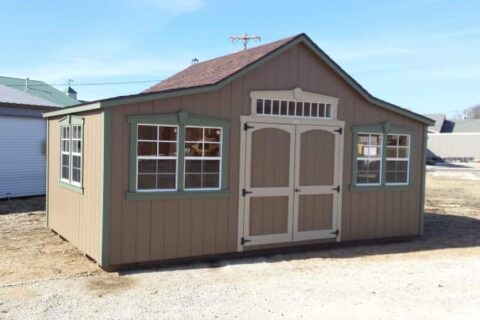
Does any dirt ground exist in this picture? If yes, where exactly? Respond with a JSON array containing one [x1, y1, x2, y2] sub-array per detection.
[[0, 169, 479, 319]]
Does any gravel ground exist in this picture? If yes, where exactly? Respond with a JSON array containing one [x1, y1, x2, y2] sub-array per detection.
[[0, 170, 479, 319]]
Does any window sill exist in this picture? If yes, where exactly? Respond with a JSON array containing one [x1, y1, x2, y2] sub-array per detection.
[[349, 184, 411, 192], [126, 189, 229, 200], [59, 181, 84, 194]]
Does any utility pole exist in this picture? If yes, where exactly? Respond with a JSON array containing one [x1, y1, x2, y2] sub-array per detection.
[[229, 33, 261, 50]]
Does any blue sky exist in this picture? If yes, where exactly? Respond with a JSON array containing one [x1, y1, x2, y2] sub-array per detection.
[[1, 0, 479, 116]]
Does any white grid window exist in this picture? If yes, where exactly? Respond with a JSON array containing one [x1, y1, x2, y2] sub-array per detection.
[[184, 126, 222, 190], [255, 99, 331, 119], [356, 133, 383, 185], [137, 124, 178, 191], [60, 126, 70, 182], [71, 125, 82, 185], [386, 134, 410, 185]]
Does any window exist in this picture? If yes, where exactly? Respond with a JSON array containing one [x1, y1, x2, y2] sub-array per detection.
[[71, 125, 82, 184], [356, 133, 383, 185], [255, 98, 332, 119], [352, 124, 412, 189], [136, 124, 178, 191], [59, 116, 83, 190], [60, 126, 71, 181], [184, 127, 222, 190], [386, 134, 410, 185], [127, 112, 230, 199]]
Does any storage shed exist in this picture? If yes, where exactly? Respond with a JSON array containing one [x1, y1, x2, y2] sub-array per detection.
[[0, 84, 59, 198], [44, 34, 434, 268]]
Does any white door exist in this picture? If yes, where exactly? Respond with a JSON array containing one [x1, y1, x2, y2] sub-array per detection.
[[240, 121, 342, 247], [293, 125, 341, 241]]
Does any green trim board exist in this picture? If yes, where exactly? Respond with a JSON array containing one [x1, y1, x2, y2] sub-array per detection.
[[58, 181, 83, 194], [127, 111, 231, 200], [100, 110, 111, 267], [42, 34, 434, 126], [126, 190, 229, 200], [419, 125, 428, 235], [350, 122, 414, 192]]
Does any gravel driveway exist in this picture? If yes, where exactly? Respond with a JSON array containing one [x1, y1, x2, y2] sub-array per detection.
[[1, 170, 479, 319]]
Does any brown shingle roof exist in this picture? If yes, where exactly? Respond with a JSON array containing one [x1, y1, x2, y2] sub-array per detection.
[[143, 35, 299, 93]]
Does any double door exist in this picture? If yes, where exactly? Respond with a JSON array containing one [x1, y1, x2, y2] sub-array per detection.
[[240, 122, 342, 247]]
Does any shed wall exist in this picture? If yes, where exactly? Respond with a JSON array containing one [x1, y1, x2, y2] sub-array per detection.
[[427, 133, 480, 161], [107, 43, 426, 265], [47, 111, 103, 261]]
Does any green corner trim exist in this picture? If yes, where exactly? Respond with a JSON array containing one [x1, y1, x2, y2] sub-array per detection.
[[350, 122, 413, 192], [126, 189, 229, 200], [419, 125, 428, 235], [127, 111, 231, 199], [100, 110, 112, 267], [58, 181, 83, 194]]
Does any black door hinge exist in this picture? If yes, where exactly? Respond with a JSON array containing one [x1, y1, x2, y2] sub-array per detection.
[[331, 229, 339, 236], [244, 123, 254, 131], [334, 127, 343, 135], [241, 237, 251, 245], [332, 185, 341, 193], [242, 188, 253, 197]]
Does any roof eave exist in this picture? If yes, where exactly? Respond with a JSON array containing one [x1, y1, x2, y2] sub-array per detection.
[[43, 33, 435, 126]]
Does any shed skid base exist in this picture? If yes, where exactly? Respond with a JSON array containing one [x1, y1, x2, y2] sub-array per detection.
[[101, 235, 420, 272]]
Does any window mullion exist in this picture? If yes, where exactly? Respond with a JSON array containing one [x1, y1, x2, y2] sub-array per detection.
[[178, 123, 185, 191]]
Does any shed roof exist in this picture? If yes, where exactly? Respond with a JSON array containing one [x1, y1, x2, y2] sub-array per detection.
[[424, 113, 446, 132], [144, 36, 295, 93], [451, 119, 480, 133], [0, 83, 59, 108], [43, 33, 434, 125], [0, 76, 79, 107]]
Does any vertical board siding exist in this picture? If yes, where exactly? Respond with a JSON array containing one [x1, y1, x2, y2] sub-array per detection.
[[108, 43, 425, 265], [47, 111, 102, 261]]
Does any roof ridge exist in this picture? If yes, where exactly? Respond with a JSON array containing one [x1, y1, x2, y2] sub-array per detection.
[[0, 75, 46, 84], [189, 34, 302, 67]]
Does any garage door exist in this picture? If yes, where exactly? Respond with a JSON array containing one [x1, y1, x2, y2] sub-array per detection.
[[0, 116, 46, 198]]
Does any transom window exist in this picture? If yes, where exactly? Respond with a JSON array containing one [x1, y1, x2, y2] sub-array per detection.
[[356, 133, 383, 185], [386, 134, 410, 185], [255, 99, 332, 119], [60, 122, 82, 187], [136, 124, 178, 191], [184, 127, 222, 190]]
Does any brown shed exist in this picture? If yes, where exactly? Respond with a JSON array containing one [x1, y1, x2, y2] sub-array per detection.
[[43, 34, 434, 268]]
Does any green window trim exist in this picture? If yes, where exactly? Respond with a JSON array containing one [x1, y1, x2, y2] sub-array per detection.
[[127, 111, 231, 200], [351, 121, 413, 192], [58, 115, 84, 193]]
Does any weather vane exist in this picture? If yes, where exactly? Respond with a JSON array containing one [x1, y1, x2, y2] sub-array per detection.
[[229, 33, 261, 50]]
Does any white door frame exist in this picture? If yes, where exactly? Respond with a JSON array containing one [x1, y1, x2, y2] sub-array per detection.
[[237, 115, 345, 251]]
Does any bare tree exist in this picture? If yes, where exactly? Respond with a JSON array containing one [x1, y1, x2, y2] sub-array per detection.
[[464, 104, 480, 119]]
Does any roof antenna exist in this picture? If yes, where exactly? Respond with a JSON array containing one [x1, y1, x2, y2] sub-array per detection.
[[229, 33, 261, 50]]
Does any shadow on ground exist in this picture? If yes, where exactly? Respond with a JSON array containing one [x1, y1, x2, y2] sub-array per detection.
[[121, 212, 480, 276], [0, 196, 45, 214]]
